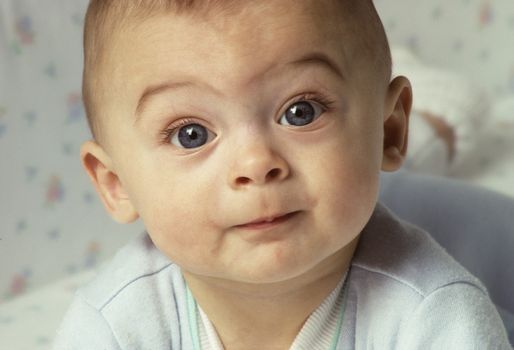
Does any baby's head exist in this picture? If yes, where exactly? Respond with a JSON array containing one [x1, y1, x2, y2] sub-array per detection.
[[80, 0, 411, 285]]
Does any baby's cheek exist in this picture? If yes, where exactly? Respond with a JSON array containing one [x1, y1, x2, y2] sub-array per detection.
[[319, 170, 377, 234], [141, 201, 196, 245]]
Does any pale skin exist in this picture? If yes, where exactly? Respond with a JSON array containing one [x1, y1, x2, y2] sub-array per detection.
[[81, 1, 411, 349]]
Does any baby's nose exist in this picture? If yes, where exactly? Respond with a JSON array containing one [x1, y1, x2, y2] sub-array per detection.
[[228, 142, 290, 189]]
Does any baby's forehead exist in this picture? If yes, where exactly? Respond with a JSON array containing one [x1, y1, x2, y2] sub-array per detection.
[[108, 3, 379, 92], [108, 0, 360, 35], [119, 4, 350, 89], [107, 2, 366, 70]]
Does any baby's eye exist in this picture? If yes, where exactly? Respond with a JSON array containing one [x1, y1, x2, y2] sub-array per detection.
[[279, 101, 323, 127], [169, 123, 216, 149]]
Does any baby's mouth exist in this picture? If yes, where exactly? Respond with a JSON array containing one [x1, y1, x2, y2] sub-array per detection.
[[235, 211, 300, 230]]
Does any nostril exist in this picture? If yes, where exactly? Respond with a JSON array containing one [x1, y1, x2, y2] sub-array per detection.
[[266, 168, 281, 181], [233, 168, 285, 187], [236, 177, 251, 185]]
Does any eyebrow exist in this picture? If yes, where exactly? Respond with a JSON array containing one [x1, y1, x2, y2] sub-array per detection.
[[134, 51, 344, 120], [289, 52, 344, 79]]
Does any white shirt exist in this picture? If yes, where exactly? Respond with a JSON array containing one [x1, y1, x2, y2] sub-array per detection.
[[194, 272, 348, 350]]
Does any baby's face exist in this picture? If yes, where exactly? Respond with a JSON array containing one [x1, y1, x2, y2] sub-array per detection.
[[95, 1, 393, 284]]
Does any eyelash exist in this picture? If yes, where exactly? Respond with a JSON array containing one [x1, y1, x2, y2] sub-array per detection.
[[159, 92, 336, 143], [159, 117, 197, 144], [287, 92, 336, 117]]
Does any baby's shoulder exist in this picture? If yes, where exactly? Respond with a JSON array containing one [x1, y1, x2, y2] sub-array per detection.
[[351, 203, 486, 298], [56, 233, 191, 348], [77, 232, 180, 311]]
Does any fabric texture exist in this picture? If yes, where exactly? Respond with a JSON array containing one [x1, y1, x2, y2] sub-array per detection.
[[380, 169, 514, 344], [53, 203, 510, 349], [392, 46, 489, 175]]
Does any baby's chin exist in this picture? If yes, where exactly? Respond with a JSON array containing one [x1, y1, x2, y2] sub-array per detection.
[[183, 246, 344, 292], [184, 262, 311, 286]]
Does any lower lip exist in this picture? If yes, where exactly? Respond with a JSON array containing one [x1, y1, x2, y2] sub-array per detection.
[[237, 212, 299, 230]]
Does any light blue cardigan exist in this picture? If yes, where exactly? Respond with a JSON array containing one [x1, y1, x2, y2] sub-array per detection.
[[380, 169, 514, 344]]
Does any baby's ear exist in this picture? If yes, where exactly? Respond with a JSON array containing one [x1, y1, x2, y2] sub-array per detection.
[[381, 76, 412, 172], [80, 141, 139, 224]]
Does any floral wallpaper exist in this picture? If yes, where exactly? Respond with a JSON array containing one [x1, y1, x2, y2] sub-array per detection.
[[0, 0, 144, 302], [376, 0, 514, 96]]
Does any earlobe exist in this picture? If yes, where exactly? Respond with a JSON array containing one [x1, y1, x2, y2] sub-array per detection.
[[80, 141, 139, 224], [381, 76, 412, 172]]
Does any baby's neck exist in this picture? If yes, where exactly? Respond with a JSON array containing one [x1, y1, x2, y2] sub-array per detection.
[[183, 239, 358, 349]]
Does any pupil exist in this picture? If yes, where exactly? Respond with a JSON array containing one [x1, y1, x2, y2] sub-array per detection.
[[187, 129, 198, 140]]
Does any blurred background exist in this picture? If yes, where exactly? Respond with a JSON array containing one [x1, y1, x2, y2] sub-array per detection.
[[1, 0, 513, 348]]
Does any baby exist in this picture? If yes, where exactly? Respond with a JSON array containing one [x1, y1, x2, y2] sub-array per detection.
[[54, 0, 510, 349]]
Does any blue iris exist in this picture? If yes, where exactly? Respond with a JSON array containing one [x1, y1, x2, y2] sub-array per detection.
[[177, 123, 209, 149], [284, 101, 315, 126]]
